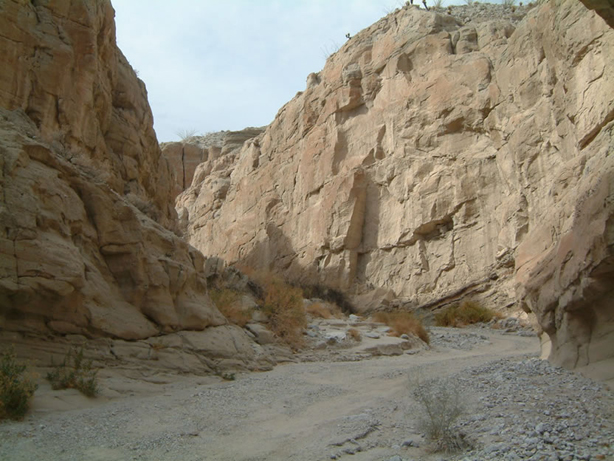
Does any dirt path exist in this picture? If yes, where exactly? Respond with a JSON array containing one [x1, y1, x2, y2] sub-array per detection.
[[0, 330, 542, 461]]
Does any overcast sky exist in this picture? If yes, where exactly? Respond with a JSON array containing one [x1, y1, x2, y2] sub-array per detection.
[[112, 0, 500, 142]]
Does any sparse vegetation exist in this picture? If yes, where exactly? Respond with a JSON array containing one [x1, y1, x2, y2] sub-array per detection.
[[249, 273, 307, 349], [434, 300, 496, 327], [46, 348, 99, 398], [176, 128, 198, 141], [373, 311, 430, 344], [0, 347, 37, 421], [305, 302, 334, 319], [413, 377, 469, 453], [300, 284, 356, 315], [210, 287, 252, 327], [347, 328, 362, 342], [503, 0, 517, 5], [432, 0, 444, 10]]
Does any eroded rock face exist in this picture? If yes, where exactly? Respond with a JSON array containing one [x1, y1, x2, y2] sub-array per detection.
[[177, 1, 614, 376], [0, 0, 271, 372]]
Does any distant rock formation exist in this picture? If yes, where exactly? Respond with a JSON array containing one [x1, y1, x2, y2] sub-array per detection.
[[161, 128, 265, 199], [0, 0, 272, 373], [177, 1, 614, 380]]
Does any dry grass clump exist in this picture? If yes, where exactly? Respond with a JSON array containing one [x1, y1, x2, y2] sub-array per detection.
[[373, 311, 430, 344], [209, 287, 251, 327], [306, 302, 332, 319], [258, 275, 307, 349], [346, 328, 362, 342], [300, 283, 356, 314], [46, 348, 99, 397], [0, 347, 37, 421], [434, 300, 496, 327]]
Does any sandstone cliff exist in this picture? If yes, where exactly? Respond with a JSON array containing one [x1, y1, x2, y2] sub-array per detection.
[[0, 0, 272, 373], [176, 1, 614, 379]]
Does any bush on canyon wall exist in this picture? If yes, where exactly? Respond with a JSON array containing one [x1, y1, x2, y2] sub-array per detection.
[[0, 347, 37, 421], [209, 287, 252, 327]]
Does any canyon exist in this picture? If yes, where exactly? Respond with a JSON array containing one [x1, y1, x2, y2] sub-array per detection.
[[0, 0, 612, 389]]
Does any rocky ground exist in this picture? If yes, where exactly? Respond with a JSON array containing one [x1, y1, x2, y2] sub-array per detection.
[[1, 321, 612, 461]]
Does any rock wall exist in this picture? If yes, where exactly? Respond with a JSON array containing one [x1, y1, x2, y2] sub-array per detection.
[[177, 0, 614, 377], [0, 0, 272, 373]]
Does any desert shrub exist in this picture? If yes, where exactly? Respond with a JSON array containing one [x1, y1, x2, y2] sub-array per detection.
[[46, 348, 99, 397], [0, 348, 37, 421], [434, 301, 495, 327], [373, 311, 430, 344], [347, 328, 362, 342], [258, 275, 307, 349], [433, 0, 444, 9], [413, 377, 469, 453], [305, 302, 332, 319], [210, 287, 251, 327], [300, 284, 356, 314]]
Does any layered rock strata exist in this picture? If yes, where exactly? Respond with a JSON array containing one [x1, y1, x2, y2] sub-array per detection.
[[0, 0, 271, 372], [177, 1, 614, 377]]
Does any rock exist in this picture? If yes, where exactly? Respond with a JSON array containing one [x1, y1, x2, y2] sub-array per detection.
[[175, 0, 614, 380], [245, 323, 277, 345], [0, 0, 266, 373]]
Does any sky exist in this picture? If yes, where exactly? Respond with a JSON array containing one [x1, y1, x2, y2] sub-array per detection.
[[112, 0, 501, 142]]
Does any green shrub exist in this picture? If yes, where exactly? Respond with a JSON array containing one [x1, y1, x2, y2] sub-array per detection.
[[0, 347, 37, 421], [373, 311, 430, 344], [435, 301, 495, 327], [46, 348, 99, 397]]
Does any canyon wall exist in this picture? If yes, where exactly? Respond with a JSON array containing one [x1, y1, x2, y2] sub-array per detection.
[[0, 0, 273, 373], [177, 0, 614, 378]]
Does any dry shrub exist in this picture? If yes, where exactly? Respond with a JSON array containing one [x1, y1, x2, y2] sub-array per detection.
[[435, 301, 495, 327], [209, 287, 251, 327], [300, 284, 356, 314], [306, 302, 332, 319], [257, 274, 307, 349], [0, 347, 37, 421], [347, 328, 362, 342], [373, 312, 430, 345], [413, 377, 470, 453]]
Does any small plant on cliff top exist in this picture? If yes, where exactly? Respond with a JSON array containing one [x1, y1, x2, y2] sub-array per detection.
[[0, 347, 37, 421], [46, 348, 99, 397], [176, 128, 198, 142]]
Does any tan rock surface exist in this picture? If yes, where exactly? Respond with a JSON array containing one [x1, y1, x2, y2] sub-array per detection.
[[177, 1, 614, 376], [0, 0, 272, 372]]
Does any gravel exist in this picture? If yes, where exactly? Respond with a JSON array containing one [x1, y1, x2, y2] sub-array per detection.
[[1, 330, 611, 461]]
